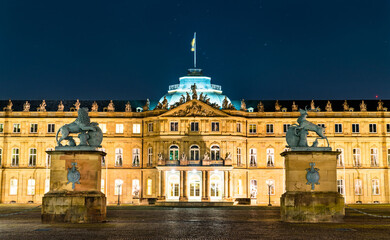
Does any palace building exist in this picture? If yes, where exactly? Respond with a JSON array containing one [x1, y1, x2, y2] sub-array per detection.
[[0, 68, 389, 205]]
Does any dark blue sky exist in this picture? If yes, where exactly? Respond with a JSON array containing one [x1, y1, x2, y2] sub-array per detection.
[[0, 0, 389, 100]]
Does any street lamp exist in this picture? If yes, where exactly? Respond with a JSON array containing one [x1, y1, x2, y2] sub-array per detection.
[[266, 180, 273, 206]]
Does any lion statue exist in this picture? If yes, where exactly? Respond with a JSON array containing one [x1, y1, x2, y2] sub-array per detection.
[[56, 108, 103, 148]]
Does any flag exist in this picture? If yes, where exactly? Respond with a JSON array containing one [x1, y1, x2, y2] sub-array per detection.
[[191, 33, 196, 52]]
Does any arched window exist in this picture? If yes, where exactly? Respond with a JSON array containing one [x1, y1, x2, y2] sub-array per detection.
[[189, 174, 201, 197], [136, 107, 143, 112], [28, 148, 37, 167], [372, 179, 380, 195], [190, 145, 200, 160], [249, 148, 257, 166], [115, 148, 123, 167], [115, 179, 123, 195], [266, 148, 274, 167], [132, 148, 140, 167], [10, 178, 18, 195], [210, 174, 222, 198], [250, 179, 258, 198], [27, 179, 35, 195], [169, 145, 179, 161], [355, 179, 362, 195], [210, 145, 220, 160]]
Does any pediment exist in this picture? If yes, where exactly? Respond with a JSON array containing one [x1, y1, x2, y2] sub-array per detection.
[[161, 100, 229, 117]]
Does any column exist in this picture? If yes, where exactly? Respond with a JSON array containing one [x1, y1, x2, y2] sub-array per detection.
[[183, 171, 187, 200], [224, 171, 228, 199], [202, 170, 209, 200], [202, 170, 206, 200], [228, 171, 233, 198], [161, 171, 165, 200], [157, 170, 162, 199], [179, 171, 184, 200]]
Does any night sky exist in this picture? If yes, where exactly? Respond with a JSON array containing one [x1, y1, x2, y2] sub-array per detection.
[[0, 0, 389, 101]]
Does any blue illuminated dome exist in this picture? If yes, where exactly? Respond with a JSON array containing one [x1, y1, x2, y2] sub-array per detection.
[[159, 69, 231, 108]]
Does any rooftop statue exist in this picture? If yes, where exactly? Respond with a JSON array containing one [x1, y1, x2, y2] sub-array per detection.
[[292, 101, 298, 111], [91, 101, 99, 112], [275, 100, 281, 112], [23, 101, 30, 112], [58, 101, 64, 112], [360, 100, 367, 112], [325, 101, 332, 112], [240, 99, 247, 111], [257, 101, 264, 112], [191, 83, 198, 100], [125, 101, 132, 112], [286, 107, 331, 151], [56, 108, 103, 150], [143, 99, 150, 111], [37, 100, 47, 112]]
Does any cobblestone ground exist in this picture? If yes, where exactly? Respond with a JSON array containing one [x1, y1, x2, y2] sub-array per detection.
[[1, 205, 390, 240]]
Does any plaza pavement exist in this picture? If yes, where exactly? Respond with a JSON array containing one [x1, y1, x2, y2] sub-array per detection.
[[0, 204, 390, 239]]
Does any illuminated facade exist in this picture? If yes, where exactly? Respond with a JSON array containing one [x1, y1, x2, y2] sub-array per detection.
[[0, 69, 389, 205]]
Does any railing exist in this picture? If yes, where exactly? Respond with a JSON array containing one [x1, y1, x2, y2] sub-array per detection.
[[169, 84, 180, 91], [211, 84, 221, 91]]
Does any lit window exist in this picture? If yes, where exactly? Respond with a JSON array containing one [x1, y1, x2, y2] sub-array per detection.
[[10, 179, 18, 195], [211, 145, 220, 160], [236, 147, 242, 166], [11, 148, 19, 167], [370, 148, 378, 167], [27, 179, 35, 195], [211, 122, 219, 132], [100, 148, 106, 166], [388, 149, 390, 166], [266, 148, 274, 167], [136, 107, 143, 112], [147, 178, 152, 195], [30, 123, 38, 133], [190, 122, 199, 132], [132, 179, 140, 197], [353, 148, 361, 167], [46, 148, 53, 167], [13, 124, 20, 133], [352, 124, 360, 133], [0, 148, 2, 166], [190, 145, 200, 160], [238, 179, 243, 195], [372, 179, 380, 195], [28, 148, 37, 167], [337, 179, 344, 195], [133, 124, 141, 134], [283, 124, 291, 133], [369, 123, 377, 133], [266, 124, 274, 133], [236, 123, 242, 133], [248, 107, 254, 112], [0, 123, 3, 132], [335, 124, 342, 133], [355, 179, 362, 195], [47, 124, 55, 133], [249, 148, 257, 167], [249, 124, 257, 134], [100, 124, 107, 133], [169, 145, 179, 160], [116, 124, 124, 133], [148, 123, 153, 132], [115, 148, 123, 167], [101, 179, 105, 193], [132, 148, 140, 167], [387, 124, 390, 133], [148, 147, 153, 165], [336, 148, 344, 167], [250, 179, 258, 198], [170, 122, 179, 132], [45, 178, 50, 193], [114, 179, 123, 195], [266, 179, 275, 195]]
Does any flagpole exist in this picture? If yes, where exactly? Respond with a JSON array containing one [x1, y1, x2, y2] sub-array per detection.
[[194, 32, 197, 68]]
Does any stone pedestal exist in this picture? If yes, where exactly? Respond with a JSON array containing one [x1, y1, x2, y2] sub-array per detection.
[[280, 151, 345, 222], [42, 150, 106, 223]]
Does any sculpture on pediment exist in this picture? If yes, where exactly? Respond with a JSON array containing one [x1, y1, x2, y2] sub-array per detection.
[[23, 101, 30, 112], [286, 107, 330, 151], [275, 100, 281, 112], [161, 96, 168, 110], [57, 101, 64, 112], [191, 83, 198, 100], [179, 95, 185, 104], [205, 97, 210, 105], [360, 100, 367, 111], [143, 99, 150, 111], [222, 96, 229, 109], [343, 100, 349, 111], [199, 93, 204, 102], [257, 101, 264, 112], [155, 102, 163, 110], [186, 92, 191, 102], [227, 103, 236, 110], [37, 100, 47, 112], [310, 100, 315, 110], [377, 100, 385, 111], [173, 101, 216, 117], [91, 101, 98, 112], [3, 100, 13, 112], [125, 101, 132, 112], [240, 99, 247, 111], [292, 101, 298, 111], [325, 101, 332, 112], [104, 100, 115, 112], [70, 99, 81, 111], [56, 108, 103, 149]]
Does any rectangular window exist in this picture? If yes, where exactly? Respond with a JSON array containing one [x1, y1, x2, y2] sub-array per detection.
[[46, 148, 53, 167], [249, 124, 257, 134], [211, 122, 219, 132], [336, 148, 344, 167], [266, 124, 274, 133], [11, 148, 19, 167], [147, 179, 152, 195], [30, 123, 38, 133], [0, 148, 2, 166], [116, 124, 124, 133], [283, 124, 291, 133], [13, 124, 21, 133], [266, 148, 274, 167], [10, 179, 18, 195], [355, 179, 362, 195], [335, 124, 342, 133], [170, 122, 179, 132], [352, 124, 360, 133], [372, 179, 380, 195], [249, 148, 257, 167], [132, 148, 140, 167], [101, 179, 105, 193], [238, 179, 243, 195], [236, 123, 242, 133], [370, 148, 378, 167], [190, 122, 199, 132], [387, 124, 390, 133], [388, 149, 390, 166], [0, 123, 3, 133], [115, 148, 123, 167], [148, 123, 153, 132], [369, 123, 377, 133], [148, 147, 153, 166], [100, 148, 105, 166], [47, 124, 55, 133], [337, 179, 345, 195], [29, 148, 37, 167], [236, 148, 242, 166], [27, 179, 35, 195], [100, 124, 107, 133], [133, 124, 141, 134], [353, 148, 361, 167]]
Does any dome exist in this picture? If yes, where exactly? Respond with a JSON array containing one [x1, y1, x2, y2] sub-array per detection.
[[159, 69, 231, 109]]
